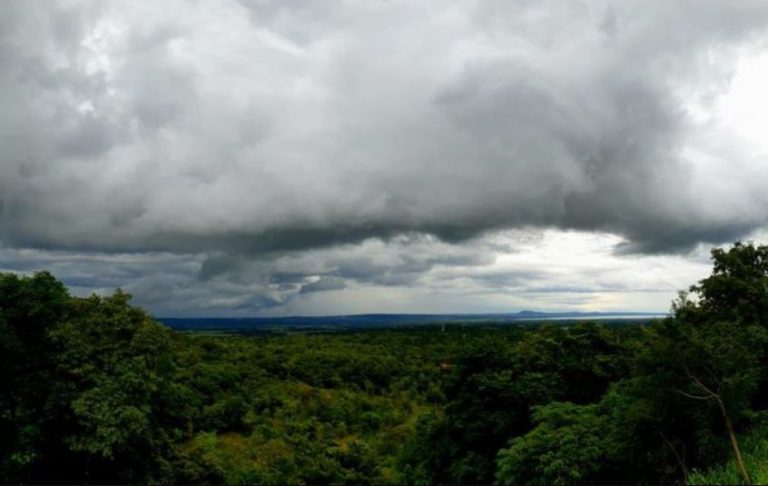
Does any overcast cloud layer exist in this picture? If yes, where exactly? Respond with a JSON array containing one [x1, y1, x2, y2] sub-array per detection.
[[2, 0, 768, 315]]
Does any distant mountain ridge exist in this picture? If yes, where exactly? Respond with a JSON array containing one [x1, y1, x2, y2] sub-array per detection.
[[159, 311, 667, 332]]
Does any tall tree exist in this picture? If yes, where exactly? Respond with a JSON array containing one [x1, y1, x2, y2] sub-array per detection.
[[0, 272, 69, 481], [49, 290, 177, 483]]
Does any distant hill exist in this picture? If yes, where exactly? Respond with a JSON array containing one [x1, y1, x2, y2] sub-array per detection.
[[159, 311, 666, 333]]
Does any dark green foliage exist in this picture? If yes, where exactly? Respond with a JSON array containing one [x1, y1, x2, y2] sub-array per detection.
[[49, 291, 178, 482], [494, 242, 768, 485], [693, 242, 768, 326], [688, 421, 768, 484], [495, 401, 616, 486], [3, 241, 768, 484], [0, 272, 69, 481], [400, 322, 630, 485]]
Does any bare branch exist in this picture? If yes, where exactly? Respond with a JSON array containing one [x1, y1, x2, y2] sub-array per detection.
[[673, 388, 712, 401], [682, 364, 718, 398], [659, 431, 689, 480]]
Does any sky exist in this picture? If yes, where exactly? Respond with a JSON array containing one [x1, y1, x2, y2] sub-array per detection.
[[2, 0, 768, 316]]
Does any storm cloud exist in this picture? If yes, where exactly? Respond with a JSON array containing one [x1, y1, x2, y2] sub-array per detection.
[[2, 0, 768, 314]]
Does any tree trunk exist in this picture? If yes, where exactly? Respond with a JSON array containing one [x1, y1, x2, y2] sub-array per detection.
[[717, 397, 750, 484]]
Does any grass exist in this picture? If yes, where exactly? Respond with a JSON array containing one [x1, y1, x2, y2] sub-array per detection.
[[688, 427, 768, 485]]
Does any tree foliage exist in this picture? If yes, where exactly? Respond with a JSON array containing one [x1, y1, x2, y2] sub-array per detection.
[[2, 242, 768, 484], [495, 242, 768, 485]]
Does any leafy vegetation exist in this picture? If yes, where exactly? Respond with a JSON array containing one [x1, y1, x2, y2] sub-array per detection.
[[688, 423, 768, 485], [2, 242, 768, 484]]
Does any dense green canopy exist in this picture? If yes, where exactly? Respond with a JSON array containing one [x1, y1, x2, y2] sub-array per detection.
[[2, 242, 768, 484]]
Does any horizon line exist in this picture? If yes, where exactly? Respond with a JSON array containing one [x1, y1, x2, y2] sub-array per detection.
[[156, 310, 670, 319]]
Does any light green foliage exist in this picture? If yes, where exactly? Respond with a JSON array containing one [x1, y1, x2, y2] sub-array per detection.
[[171, 330, 462, 485], [689, 424, 768, 484], [495, 402, 614, 486]]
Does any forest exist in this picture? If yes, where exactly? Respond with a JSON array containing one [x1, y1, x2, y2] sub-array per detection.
[[3, 242, 768, 485]]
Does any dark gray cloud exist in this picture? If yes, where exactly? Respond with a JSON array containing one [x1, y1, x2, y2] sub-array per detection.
[[1, 1, 768, 313], [2, 0, 767, 258], [196, 235, 496, 297]]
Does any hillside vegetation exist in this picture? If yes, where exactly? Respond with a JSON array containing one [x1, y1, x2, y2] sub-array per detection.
[[2, 242, 768, 484]]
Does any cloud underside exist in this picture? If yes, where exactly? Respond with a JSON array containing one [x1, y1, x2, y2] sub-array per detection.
[[1, 0, 768, 313], [0, 231, 715, 316]]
